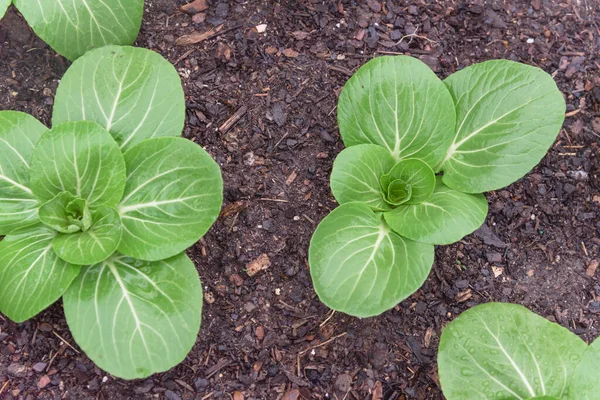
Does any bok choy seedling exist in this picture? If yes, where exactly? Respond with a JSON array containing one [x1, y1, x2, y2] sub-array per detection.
[[438, 303, 600, 399], [309, 56, 565, 317], [0, 46, 223, 380]]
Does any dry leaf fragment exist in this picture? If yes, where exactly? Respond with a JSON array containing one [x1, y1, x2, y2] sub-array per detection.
[[176, 25, 223, 46], [246, 254, 271, 277], [282, 48, 299, 58], [180, 0, 208, 14], [587, 260, 599, 277], [292, 31, 311, 40]]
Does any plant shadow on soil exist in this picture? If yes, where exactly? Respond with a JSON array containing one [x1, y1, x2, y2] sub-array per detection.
[[0, 0, 599, 399]]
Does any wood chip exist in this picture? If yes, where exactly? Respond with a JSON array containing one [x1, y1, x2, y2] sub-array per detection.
[[423, 326, 433, 348], [180, 0, 208, 14], [204, 292, 215, 304], [220, 201, 248, 218], [292, 31, 311, 40], [586, 260, 599, 277], [246, 254, 271, 277], [456, 288, 472, 303], [282, 48, 299, 58], [176, 25, 223, 46], [282, 389, 300, 400], [255, 326, 265, 341], [372, 381, 383, 400], [233, 391, 244, 400], [219, 105, 247, 133], [286, 170, 297, 185]]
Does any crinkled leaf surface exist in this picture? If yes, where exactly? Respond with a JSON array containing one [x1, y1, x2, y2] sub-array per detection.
[[53, 207, 122, 265], [0, 224, 80, 322], [12, 0, 143, 61], [337, 56, 455, 167], [38, 192, 92, 233], [118, 137, 223, 261], [330, 144, 396, 211], [0, 111, 47, 234], [438, 303, 588, 400], [309, 202, 434, 317], [382, 159, 434, 204], [53, 46, 185, 151], [0, 0, 10, 19], [568, 338, 600, 399], [440, 60, 565, 193], [29, 121, 126, 208], [63, 253, 202, 379], [384, 177, 488, 245]]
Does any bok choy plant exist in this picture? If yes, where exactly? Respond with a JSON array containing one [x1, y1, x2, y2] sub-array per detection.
[[309, 56, 565, 317], [0, 46, 223, 379], [438, 303, 600, 399], [0, 0, 143, 61]]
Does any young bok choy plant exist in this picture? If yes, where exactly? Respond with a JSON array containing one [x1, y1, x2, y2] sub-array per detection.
[[309, 56, 565, 317], [438, 303, 600, 399], [0, 46, 223, 379], [0, 0, 143, 60]]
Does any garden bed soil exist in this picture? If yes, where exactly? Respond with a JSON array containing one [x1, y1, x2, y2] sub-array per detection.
[[0, 0, 599, 399]]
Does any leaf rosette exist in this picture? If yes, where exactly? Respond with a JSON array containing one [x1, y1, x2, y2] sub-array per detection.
[[0, 46, 223, 379], [310, 56, 565, 317]]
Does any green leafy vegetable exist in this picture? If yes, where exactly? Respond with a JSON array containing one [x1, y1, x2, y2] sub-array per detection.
[[0, 47, 222, 379], [63, 253, 202, 380], [53, 45, 186, 151], [309, 202, 433, 317], [11, 0, 144, 61], [438, 303, 600, 400], [310, 55, 564, 317], [0, 0, 10, 19]]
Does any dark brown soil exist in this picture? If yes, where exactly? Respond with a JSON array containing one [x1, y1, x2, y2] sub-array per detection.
[[1, 0, 599, 399]]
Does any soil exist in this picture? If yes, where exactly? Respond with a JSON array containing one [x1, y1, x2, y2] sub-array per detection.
[[1, 0, 599, 399]]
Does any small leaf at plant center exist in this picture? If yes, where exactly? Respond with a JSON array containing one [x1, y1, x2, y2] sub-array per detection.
[[39, 192, 92, 233], [29, 121, 126, 208], [381, 158, 435, 205], [383, 179, 412, 205], [330, 144, 396, 211], [52, 207, 122, 265]]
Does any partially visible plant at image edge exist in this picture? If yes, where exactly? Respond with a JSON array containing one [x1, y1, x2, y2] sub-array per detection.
[[0, 45, 223, 379], [309, 56, 565, 317], [437, 302, 600, 399], [0, 0, 144, 60]]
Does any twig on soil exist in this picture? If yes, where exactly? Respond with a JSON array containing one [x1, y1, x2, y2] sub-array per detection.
[[219, 105, 248, 133], [273, 132, 289, 148], [299, 331, 347, 355], [0, 381, 9, 396], [319, 309, 336, 327], [258, 198, 289, 203], [395, 26, 438, 46], [582, 241, 589, 256], [53, 331, 80, 354]]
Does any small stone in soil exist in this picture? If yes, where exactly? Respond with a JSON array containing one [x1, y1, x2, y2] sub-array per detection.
[[7, 363, 27, 378], [165, 390, 181, 400], [32, 362, 47, 373], [195, 378, 209, 390], [486, 252, 503, 263], [335, 373, 352, 392], [38, 375, 51, 389]]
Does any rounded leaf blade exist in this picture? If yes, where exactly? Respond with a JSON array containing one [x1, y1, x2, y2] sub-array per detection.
[[118, 137, 223, 261], [568, 338, 600, 399], [440, 60, 565, 193], [0, 111, 47, 234], [382, 158, 435, 204], [53, 206, 122, 265], [53, 46, 185, 151], [0, 224, 80, 322], [12, 0, 143, 61], [63, 253, 203, 379], [330, 144, 396, 211], [29, 121, 126, 208], [338, 55, 456, 167], [384, 178, 488, 245], [309, 202, 434, 317], [438, 303, 588, 400]]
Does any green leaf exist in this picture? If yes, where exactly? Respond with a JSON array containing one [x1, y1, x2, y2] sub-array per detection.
[[383, 180, 412, 206], [63, 253, 203, 379], [0, 0, 10, 19], [0, 224, 80, 322], [118, 137, 223, 261], [309, 202, 434, 317], [384, 178, 488, 245], [440, 60, 565, 193], [0, 111, 47, 234], [29, 121, 126, 208], [330, 144, 396, 211], [381, 158, 435, 205], [438, 303, 588, 400], [53, 207, 122, 265], [337, 55, 456, 167], [12, 0, 143, 61], [53, 46, 186, 151], [568, 338, 600, 399], [39, 192, 92, 233]]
